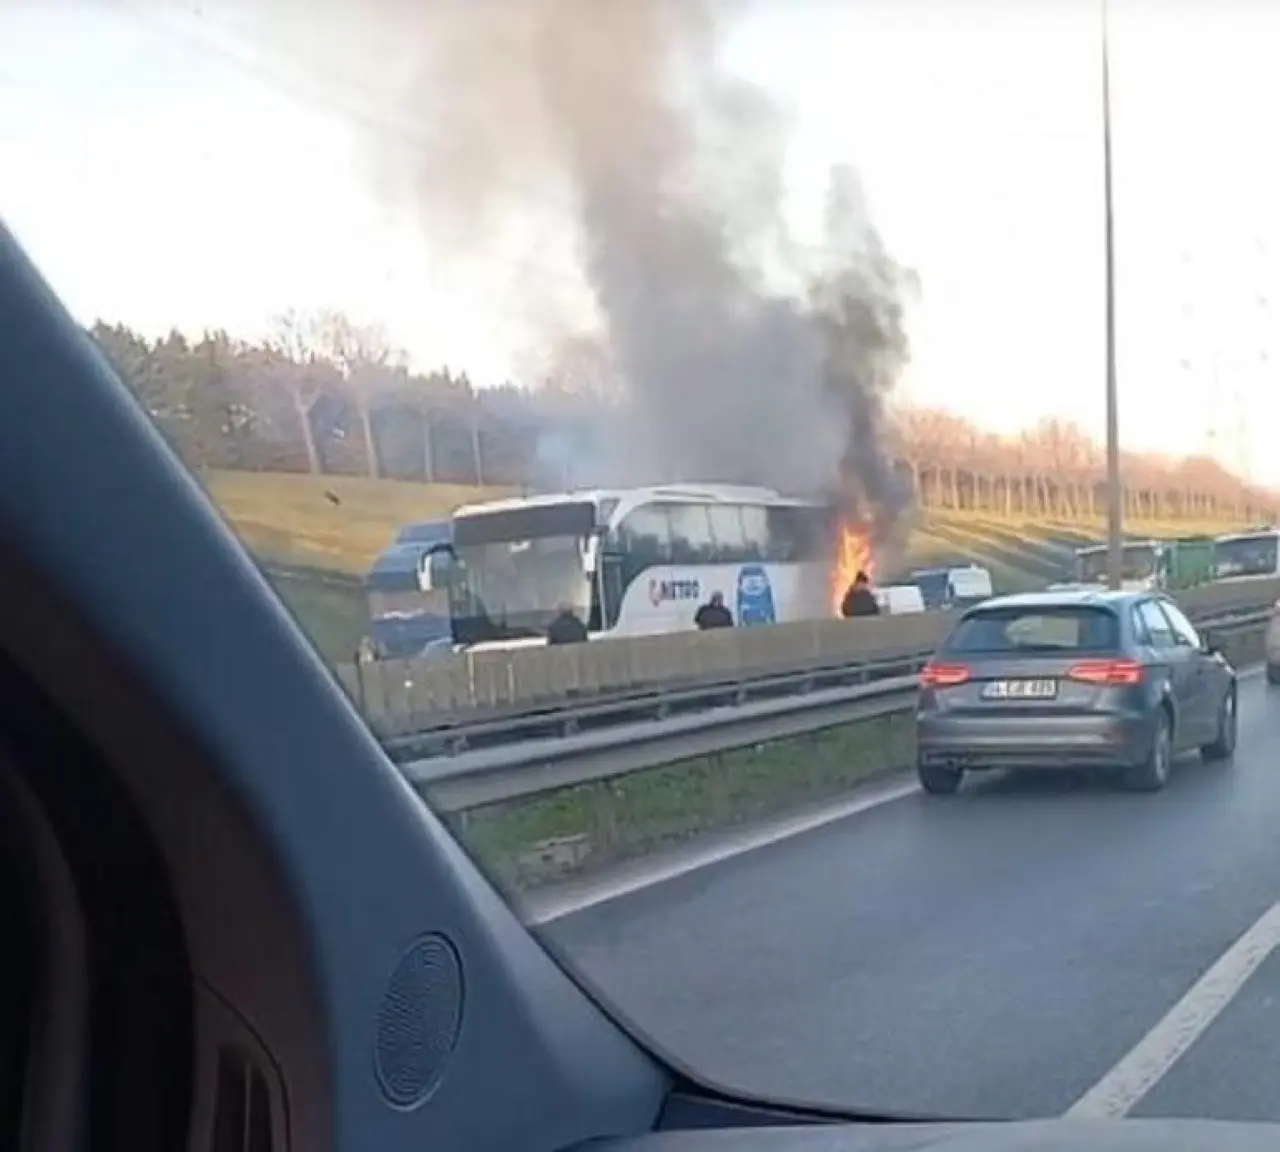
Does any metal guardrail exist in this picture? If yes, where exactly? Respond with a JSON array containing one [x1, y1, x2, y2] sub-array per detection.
[[346, 578, 1280, 740], [383, 648, 931, 761], [402, 605, 1274, 815]]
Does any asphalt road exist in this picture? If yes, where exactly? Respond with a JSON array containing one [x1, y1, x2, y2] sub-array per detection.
[[541, 673, 1280, 1123]]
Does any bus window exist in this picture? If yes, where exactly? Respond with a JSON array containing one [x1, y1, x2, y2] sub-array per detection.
[[737, 505, 769, 561], [1215, 533, 1280, 578], [615, 503, 673, 586], [766, 506, 802, 561], [768, 505, 833, 563], [666, 503, 716, 564], [708, 505, 746, 562]]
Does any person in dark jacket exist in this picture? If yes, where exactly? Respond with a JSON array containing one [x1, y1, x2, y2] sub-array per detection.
[[546, 603, 589, 645], [694, 590, 734, 630], [840, 570, 881, 618]]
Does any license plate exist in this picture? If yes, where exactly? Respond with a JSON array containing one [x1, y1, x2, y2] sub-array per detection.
[[982, 679, 1058, 700]]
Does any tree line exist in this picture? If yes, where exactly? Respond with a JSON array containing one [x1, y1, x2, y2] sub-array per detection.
[[89, 313, 1276, 525]]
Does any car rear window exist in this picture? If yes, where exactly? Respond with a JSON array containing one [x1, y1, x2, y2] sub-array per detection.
[[943, 606, 1120, 654]]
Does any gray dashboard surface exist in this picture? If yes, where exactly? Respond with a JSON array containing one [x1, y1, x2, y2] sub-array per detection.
[[597, 1118, 1280, 1152]]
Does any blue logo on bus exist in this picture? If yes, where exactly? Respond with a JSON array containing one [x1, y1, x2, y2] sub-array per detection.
[[735, 565, 776, 626]]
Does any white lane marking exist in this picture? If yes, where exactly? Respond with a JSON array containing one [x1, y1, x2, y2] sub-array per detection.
[[525, 776, 919, 925], [1064, 900, 1280, 1119]]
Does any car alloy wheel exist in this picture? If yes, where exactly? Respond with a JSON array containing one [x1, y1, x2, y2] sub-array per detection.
[[1220, 691, 1237, 754], [1151, 718, 1171, 785]]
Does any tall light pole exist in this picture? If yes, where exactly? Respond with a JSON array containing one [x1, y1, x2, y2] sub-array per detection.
[[1102, 0, 1123, 589]]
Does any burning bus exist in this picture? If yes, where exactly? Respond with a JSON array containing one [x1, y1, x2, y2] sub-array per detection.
[[419, 484, 880, 650]]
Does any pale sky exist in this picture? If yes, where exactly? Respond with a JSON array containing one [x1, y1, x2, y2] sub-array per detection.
[[2, 0, 1279, 483]]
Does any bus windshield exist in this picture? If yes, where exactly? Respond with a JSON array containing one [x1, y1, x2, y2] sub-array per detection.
[[451, 535, 593, 644], [1214, 533, 1280, 579], [1076, 544, 1158, 583]]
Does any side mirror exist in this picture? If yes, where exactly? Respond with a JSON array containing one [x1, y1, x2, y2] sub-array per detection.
[[417, 548, 455, 592]]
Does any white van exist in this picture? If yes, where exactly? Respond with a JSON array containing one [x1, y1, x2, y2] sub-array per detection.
[[874, 584, 927, 615], [947, 565, 994, 607]]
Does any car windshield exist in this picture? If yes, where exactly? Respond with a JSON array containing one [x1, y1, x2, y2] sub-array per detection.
[[12, 0, 1280, 1126]]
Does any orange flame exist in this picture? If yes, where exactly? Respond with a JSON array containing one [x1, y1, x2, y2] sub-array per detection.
[[832, 522, 875, 614]]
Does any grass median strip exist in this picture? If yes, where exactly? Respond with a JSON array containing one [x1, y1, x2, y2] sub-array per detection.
[[433, 711, 916, 894]]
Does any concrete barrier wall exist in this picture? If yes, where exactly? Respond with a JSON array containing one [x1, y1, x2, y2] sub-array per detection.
[[336, 579, 1280, 737]]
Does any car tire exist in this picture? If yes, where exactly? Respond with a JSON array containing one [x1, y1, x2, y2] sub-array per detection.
[[1201, 688, 1238, 763], [1267, 663, 1280, 687], [1124, 710, 1172, 792], [917, 760, 962, 796]]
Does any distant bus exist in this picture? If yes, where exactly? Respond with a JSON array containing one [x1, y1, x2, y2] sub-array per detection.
[[1073, 540, 1163, 591], [1212, 528, 1280, 581], [362, 519, 454, 659], [423, 485, 836, 650]]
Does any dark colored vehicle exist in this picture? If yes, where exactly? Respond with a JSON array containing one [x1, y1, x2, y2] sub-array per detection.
[[364, 520, 453, 658], [915, 589, 1238, 795]]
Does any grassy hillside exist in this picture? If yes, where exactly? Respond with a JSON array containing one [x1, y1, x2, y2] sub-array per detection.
[[204, 469, 516, 574], [198, 470, 1260, 663]]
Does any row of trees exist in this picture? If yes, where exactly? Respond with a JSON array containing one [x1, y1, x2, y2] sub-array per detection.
[[89, 314, 1277, 524]]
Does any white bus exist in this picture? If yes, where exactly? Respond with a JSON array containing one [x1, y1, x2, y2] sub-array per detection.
[[1213, 528, 1280, 581], [423, 485, 837, 650]]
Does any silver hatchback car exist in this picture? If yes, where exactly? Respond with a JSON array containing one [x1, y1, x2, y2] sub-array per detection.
[[916, 589, 1238, 795]]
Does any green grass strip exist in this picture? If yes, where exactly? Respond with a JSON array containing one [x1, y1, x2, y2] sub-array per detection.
[[440, 712, 916, 894]]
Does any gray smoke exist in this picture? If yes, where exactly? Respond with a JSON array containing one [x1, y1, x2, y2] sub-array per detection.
[[244, 0, 917, 533]]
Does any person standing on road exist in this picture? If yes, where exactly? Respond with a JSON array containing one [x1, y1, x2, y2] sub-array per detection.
[[840, 570, 881, 618], [694, 590, 734, 630]]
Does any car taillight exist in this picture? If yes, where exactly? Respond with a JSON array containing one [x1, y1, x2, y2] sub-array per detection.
[[921, 662, 972, 688], [1067, 658, 1144, 686]]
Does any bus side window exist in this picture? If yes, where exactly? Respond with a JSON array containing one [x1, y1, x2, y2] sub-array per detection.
[[667, 503, 716, 565], [737, 505, 768, 562], [766, 506, 824, 562], [708, 505, 746, 563], [615, 503, 673, 606], [764, 507, 794, 562], [617, 504, 671, 565]]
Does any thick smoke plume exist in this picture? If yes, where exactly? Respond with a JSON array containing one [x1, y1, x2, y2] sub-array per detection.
[[273, 0, 917, 536]]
